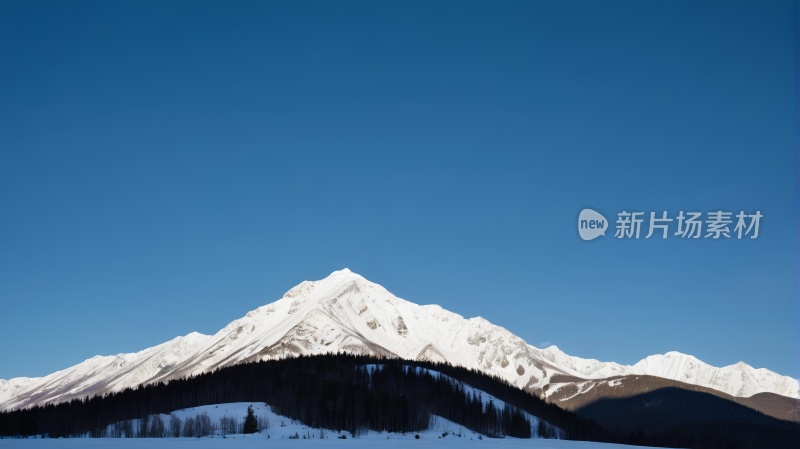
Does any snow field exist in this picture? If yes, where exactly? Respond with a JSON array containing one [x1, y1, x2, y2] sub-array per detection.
[[0, 402, 642, 448], [0, 438, 642, 449], [116, 402, 491, 440]]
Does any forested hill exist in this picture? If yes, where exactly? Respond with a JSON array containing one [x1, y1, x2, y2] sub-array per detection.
[[0, 354, 595, 439], [1, 354, 798, 448]]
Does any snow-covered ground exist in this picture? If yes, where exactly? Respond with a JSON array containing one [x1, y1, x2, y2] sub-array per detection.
[[112, 402, 525, 440], [0, 438, 640, 449], [0, 402, 640, 448]]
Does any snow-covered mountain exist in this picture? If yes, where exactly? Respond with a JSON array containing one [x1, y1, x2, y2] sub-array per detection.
[[0, 333, 210, 411], [1, 269, 796, 411]]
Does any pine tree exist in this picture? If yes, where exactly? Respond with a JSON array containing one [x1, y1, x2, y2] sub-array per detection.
[[243, 405, 257, 434]]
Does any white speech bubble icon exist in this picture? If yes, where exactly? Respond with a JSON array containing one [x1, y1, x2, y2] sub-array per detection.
[[578, 209, 607, 241]]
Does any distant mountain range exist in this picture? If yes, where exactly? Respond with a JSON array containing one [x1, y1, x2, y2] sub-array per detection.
[[1, 269, 797, 416]]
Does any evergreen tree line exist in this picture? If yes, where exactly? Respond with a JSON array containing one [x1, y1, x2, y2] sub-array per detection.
[[0, 353, 797, 448], [0, 354, 542, 439]]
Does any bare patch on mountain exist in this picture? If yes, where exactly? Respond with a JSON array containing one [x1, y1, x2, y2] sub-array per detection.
[[392, 315, 408, 336]]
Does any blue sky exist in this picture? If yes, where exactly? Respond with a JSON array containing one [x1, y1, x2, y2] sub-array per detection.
[[0, 0, 797, 381]]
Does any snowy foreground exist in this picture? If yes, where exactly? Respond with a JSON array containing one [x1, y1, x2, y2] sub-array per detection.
[[0, 403, 637, 449], [0, 438, 636, 449], [0, 437, 639, 449]]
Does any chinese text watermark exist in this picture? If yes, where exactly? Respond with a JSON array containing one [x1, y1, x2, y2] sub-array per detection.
[[578, 208, 762, 241]]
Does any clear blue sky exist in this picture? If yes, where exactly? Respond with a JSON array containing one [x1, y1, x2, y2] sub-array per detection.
[[0, 0, 797, 381]]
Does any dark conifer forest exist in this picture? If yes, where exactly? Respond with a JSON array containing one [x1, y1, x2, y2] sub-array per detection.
[[0, 353, 797, 449]]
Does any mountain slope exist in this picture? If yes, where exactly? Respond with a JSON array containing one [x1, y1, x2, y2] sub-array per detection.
[[1, 269, 796, 412], [0, 333, 209, 410]]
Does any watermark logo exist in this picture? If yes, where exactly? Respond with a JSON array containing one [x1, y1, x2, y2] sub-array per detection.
[[577, 208, 762, 242], [578, 209, 607, 241]]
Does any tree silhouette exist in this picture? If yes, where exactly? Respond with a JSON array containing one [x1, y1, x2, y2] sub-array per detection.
[[243, 405, 257, 434]]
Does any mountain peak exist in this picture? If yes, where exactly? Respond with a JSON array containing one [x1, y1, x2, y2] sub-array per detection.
[[327, 268, 365, 282]]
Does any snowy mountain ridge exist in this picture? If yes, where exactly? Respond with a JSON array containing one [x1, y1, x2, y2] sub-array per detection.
[[0, 333, 210, 410], [1, 269, 796, 412]]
